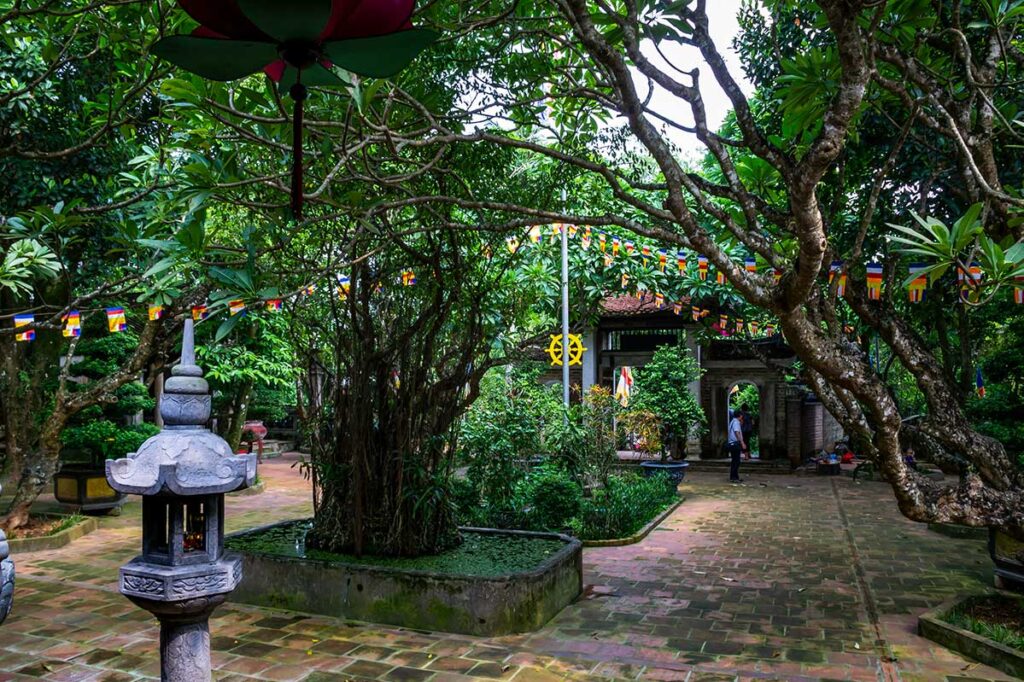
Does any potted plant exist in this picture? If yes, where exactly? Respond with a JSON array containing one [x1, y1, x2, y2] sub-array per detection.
[[626, 343, 705, 486], [55, 334, 158, 514]]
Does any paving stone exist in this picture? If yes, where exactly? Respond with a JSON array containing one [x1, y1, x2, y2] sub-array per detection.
[[2, 460, 1018, 681]]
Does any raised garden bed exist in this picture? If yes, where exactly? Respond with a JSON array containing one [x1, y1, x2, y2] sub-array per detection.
[[582, 495, 683, 547], [919, 593, 1024, 679], [225, 520, 581, 635], [4, 514, 99, 553]]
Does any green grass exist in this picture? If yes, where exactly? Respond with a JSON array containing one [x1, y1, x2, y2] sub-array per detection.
[[226, 520, 568, 577], [943, 596, 1024, 651]]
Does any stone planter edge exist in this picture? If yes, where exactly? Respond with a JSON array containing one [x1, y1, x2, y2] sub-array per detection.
[[582, 495, 684, 548], [226, 522, 582, 635], [7, 514, 99, 553], [918, 593, 1024, 680], [228, 521, 581, 582]]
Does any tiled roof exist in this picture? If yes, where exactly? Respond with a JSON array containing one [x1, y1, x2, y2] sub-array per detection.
[[600, 293, 692, 317]]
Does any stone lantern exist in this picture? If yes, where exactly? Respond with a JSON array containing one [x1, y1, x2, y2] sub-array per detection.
[[0, 484, 14, 625], [106, 319, 256, 681]]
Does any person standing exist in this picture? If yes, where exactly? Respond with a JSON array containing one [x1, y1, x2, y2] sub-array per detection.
[[727, 412, 746, 483]]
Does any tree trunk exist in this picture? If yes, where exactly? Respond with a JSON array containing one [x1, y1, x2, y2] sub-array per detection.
[[224, 378, 255, 453], [0, 409, 66, 531]]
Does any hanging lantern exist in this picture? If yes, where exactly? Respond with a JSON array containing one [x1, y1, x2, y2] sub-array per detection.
[[152, 0, 438, 219]]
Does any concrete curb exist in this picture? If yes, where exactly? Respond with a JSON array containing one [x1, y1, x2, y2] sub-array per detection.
[[7, 515, 99, 554], [918, 593, 1024, 679], [582, 496, 684, 548]]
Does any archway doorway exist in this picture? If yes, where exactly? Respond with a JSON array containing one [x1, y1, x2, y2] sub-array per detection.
[[728, 381, 760, 459]]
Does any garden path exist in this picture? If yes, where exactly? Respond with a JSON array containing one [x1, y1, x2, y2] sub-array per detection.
[[0, 455, 1012, 681]]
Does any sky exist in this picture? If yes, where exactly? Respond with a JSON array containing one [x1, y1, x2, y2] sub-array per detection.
[[633, 0, 752, 160]]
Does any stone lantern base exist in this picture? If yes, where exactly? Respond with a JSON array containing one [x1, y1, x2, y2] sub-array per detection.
[[121, 554, 241, 681]]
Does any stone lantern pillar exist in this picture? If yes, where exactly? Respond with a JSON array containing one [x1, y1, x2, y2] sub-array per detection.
[[0, 484, 14, 625], [106, 319, 256, 681]]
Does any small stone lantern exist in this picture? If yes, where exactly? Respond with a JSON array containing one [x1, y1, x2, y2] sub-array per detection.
[[0, 484, 14, 625], [107, 319, 256, 681]]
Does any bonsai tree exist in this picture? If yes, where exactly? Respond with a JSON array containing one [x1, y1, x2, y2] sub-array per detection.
[[627, 343, 705, 461]]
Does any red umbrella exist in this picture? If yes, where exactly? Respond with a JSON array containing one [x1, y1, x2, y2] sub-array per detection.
[[153, 0, 438, 217]]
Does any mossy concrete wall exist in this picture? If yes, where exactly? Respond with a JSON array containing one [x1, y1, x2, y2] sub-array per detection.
[[227, 526, 582, 636]]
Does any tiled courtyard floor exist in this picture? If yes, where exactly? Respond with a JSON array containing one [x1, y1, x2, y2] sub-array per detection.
[[0, 455, 1013, 681]]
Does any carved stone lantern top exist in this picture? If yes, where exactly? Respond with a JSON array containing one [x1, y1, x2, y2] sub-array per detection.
[[106, 318, 256, 496]]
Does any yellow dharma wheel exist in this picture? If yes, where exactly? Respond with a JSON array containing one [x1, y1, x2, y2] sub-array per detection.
[[546, 334, 586, 366]]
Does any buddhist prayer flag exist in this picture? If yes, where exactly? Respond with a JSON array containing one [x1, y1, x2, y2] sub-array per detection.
[[14, 313, 34, 342], [773, 267, 783, 285], [698, 255, 709, 281], [603, 254, 613, 268], [719, 313, 728, 329], [621, 273, 629, 289], [265, 299, 283, 312], [481, 244, 492, 261], [736, 318, 744, 333], [957, 262, 982, 302], [506, 236, 520, 254], [148, 304, 165, 321], [658, 249, 667, 272], [229, 300, 246, 316], [304, 284, 316, 295], [336, 275, 351, 300], [673, 301, 683, 315], [599, 232, 607, 252], [63, 311, 81, 338], [581, 228, 591, 250], [654, 292, 665, 308], [765, 322, 776, 336], [1015, 276, 1024, 304], [641, 245, 651, 266], [106, 307, 126, 333], [191, 305, 208, 321], [976, 368, 986, 398], [749, 320, 760, 335], [529, 225, 542, 244], [692, 306, 701, 321], [716, 271, 726, 285], [612, 236, 620, 257], [614, 366, 634, 407], [550, 224, 561, 242], [829, 261, 846, 296], [866, 262, 883, 301], [677, 251, 687, 274], [745, 257, 757, 273], [701, 308, 710, 319], [908, 263, 928, 303], [625, 241, 635, 256], [401, 270, 417, 286], [568, 224, 578, 238]]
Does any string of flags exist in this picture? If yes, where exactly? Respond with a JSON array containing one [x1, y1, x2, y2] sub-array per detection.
[[10, 222, 1024, 341]]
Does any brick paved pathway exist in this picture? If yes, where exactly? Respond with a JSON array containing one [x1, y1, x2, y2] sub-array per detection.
[[0, 456, 1013, 681]]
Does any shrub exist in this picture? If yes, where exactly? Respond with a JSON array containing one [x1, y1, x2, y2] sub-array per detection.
[[514, 464, 582, 531], [572, 472, 677, 541], [629, 343, 705, 459]]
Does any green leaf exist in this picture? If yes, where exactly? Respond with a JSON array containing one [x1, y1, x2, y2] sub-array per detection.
[[237, 0, 331, 43], [152, 36, 277, 81], [277, 63, 350, 92], [214, 312, 243, 343], [323, 29, 439, 79]]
